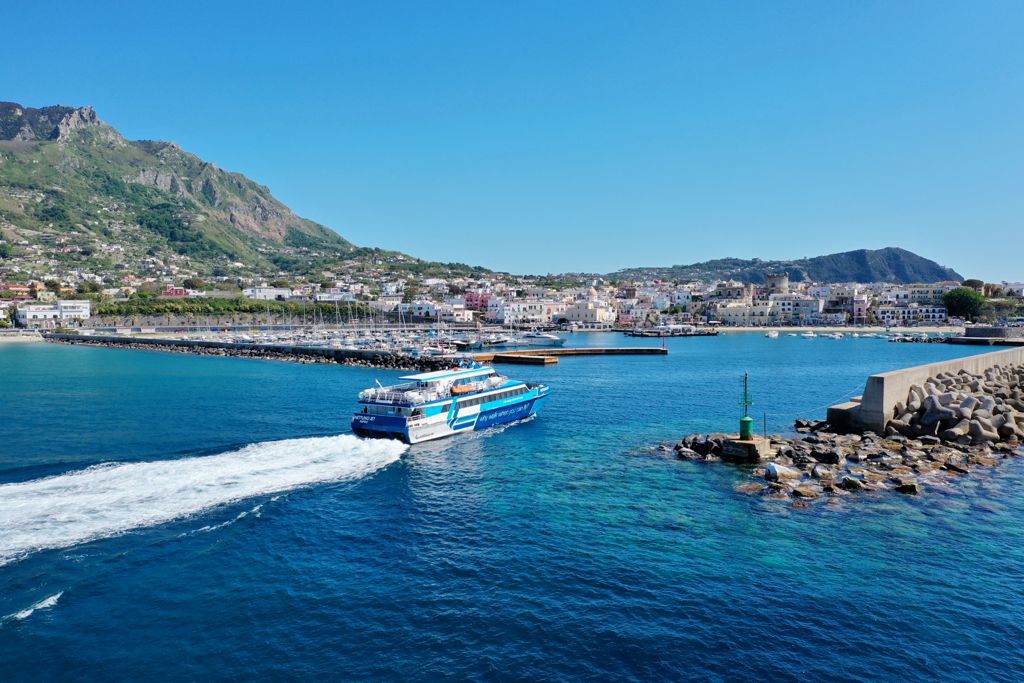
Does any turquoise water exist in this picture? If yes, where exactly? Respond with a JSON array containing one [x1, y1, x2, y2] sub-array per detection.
[[2, 334, 1023, 681]]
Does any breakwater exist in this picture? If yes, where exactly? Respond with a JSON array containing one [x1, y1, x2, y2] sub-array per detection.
[[42, 334, 455, 371], [670, 352, 1024, 506], [829, 346, 1024, 433]]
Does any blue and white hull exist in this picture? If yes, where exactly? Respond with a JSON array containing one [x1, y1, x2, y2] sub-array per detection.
[[352, 368, 550, 444]]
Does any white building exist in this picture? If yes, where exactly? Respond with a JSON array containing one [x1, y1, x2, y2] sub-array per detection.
[[908, 283, 959, 304], [315, 288, 357, 302], [1001, 283, 1024, 297], [874, 304, 947, 324], [439, 304, 474, 324], [561, 301, 616, 325], [486, 299, 564, 325], [243, 287, 292, 301], [397, 302, 439, 319], [16, 300, 92, 327]]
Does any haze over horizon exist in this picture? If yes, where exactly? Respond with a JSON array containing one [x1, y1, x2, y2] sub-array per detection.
[[3, 1, 1020, 281]]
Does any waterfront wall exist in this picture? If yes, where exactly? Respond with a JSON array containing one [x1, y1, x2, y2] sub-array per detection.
[[830, 347, 1024, 432], [965, 326, 1024, 339]]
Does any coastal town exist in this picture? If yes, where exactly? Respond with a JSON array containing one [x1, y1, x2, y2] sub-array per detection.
[[3, 255, 1024, 331]]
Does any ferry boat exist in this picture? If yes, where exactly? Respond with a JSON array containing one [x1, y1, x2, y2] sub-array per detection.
[[351, 364, 550, 444], [496, 332, 566, 347]]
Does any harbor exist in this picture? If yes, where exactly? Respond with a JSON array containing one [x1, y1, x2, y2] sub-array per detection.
[[5, 320, 1021, 683]]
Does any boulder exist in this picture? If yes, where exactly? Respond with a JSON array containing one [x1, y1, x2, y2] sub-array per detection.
[[944, 461, 970, 474], [765, 462, 802, 481], [897, 481, 922, 495], [675, 447, 701, 460], [735, 482, 766, 495], [792, 484, 823, 498], [810, 448, 845, 465], [839, 476, 865, 491], [811, 464, 835, 479]]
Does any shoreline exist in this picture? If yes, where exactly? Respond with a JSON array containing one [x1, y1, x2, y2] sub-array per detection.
[[0, 332, 43, 344], [714, 325, 963, 334]]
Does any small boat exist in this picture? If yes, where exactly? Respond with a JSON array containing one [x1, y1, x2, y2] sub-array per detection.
[[765, 331, 779, 338], [497, 332, 566, 347], [352, 363, 550, 444], [801, 331, 817, 338]]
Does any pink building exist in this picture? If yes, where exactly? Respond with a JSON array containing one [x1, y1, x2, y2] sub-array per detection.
[[464, 292, 492, 311]]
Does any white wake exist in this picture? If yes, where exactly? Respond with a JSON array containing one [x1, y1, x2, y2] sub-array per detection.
[[0, 435, 406, 567], [3, 592, 63, 623]]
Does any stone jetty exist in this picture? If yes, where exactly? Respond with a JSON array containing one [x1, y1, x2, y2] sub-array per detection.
[[43, 334, 455, 372], [671, 362, 1024, 506]]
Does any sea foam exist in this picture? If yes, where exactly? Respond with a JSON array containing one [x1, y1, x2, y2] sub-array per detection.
[[0, 435, 406, 567], [2, 591, 64, 623]]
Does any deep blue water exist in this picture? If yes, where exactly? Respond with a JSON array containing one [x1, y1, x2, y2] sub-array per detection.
[[2, 333, 1023, 681]]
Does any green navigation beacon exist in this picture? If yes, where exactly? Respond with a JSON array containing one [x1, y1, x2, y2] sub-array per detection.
[[739, 372, 753, 440]]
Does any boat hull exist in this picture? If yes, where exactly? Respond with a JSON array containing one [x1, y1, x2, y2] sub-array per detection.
[[352, 392, 548, 444]]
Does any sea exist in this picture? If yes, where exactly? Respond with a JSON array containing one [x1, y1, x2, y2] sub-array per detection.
[[1, 333, 1023, 681]]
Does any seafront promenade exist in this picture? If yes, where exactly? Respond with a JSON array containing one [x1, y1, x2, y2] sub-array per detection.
[[716, 324, 964, 334]]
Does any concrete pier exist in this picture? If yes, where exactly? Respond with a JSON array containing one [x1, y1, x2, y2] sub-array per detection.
[[473, 347, 668, 365], [828, 346, 1024, 433]]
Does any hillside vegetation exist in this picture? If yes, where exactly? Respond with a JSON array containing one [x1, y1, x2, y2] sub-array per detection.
[[610, 248, 963, 284]]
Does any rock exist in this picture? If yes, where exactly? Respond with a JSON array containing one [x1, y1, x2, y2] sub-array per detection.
[[811, 464, 835, 479], [675, 447, 701, 460], [735, 482, 766, 495], [897, 481, 922, 495], [810, 448, 845, 465], [944, 461, 970, 474], [765, 462, 802, 481], [792, 484, 823, 498], [839, 476, 865, 491]]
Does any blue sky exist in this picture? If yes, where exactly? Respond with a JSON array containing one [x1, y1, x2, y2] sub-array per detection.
[[3, 1, 1021, 279]]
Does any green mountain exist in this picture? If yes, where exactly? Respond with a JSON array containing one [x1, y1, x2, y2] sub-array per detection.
[[610, 248, 963, 284], [0, 102, 363, 276]]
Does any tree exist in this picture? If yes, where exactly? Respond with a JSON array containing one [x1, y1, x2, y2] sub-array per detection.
[[77, 281, 102, 295], [44, 280, 63, 294], [943, 287, 985, 321], [962, 279, 985, 291], [402, 282, 419, 304], [183, 277, 205, 290]]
